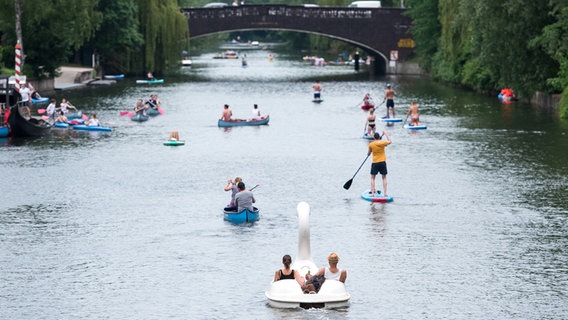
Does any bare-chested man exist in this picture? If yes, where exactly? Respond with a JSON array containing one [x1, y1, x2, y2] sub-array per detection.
[[221, 104, 233, 121], [312, 80, 322, 100], [406, 100, 421, 126], [382, 83, 396, 118]]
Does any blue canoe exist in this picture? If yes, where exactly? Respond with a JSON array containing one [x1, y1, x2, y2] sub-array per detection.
[[223, 207, 260, 223], [54, 122, 69, 129], [136, 79, 164, 84], [32, 97, 49, 104], [403, 124, 427, 130], [73, 124, 112, 132], [131, 114, 149, 122], [380, 117, 402, 123], [218, 115, 270, 127], [361, 190, 393, 203], [0, 126, 8, 137]]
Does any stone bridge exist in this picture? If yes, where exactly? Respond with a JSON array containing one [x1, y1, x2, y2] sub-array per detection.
[[182, 5, 415, 74]]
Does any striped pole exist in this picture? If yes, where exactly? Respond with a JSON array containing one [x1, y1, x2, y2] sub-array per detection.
[[15, 41, 21, 93]]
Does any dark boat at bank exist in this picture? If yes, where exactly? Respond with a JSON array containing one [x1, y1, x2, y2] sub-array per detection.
[[8, 105, 52, 137]]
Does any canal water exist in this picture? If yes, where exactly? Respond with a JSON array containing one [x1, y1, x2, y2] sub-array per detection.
[[1, 50, 567, 319]]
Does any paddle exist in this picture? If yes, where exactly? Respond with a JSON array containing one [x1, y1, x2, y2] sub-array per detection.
[[249, 184, 260, 191], [343, 154, 370, 190], [402, 114, 409, 127]]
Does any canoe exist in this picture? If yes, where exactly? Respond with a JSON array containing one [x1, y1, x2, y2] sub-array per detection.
[[54, 122, 69, 129], [131, 114, 149, 122], [265, 202, 350, 309], [32, 97, 49, 104], [103, 74, 125, 80], [223, 207, 260, 223], [146, 108, 161, 116], [72, 124, 112, 132], [218, 114, 269, 127], [361, 190, 393, 203], [164, 140, 185, 146], [361, 103, 374, 110], [8, 106, 52, 137], [65, 111, 83, 119], [380, 117, 402, 123], [0, 125, 9, 137], [136, 79, 164, 84], [403, 123, 427, 130]]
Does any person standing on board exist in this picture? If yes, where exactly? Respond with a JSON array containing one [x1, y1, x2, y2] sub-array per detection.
[[382, 83, 396, 118], [312, 80, 322, 100], [221, 104, 233, 121], [405, 100, 421, 126], [368, 131, 391, 196], [366, 107, 377, 137]]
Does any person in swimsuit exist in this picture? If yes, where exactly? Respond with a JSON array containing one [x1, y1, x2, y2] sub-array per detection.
[[221, 104, 233, 121], [406, 100, 421, 126], [366, 107, 377, 137], [382, 83, 396, 118], [54, 111, 68, 123], [273, 254, 304, 286], [312, 80, 322, 100], [311, 252, 347, 283]]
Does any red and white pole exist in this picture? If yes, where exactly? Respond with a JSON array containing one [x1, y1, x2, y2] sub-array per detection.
[[15, 41, 21, 93]]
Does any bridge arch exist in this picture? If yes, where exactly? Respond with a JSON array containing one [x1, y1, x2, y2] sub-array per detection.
[[182, 5, 414, 74]]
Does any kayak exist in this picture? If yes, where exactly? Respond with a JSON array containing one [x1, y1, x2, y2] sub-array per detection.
[[164, 140, 185, 146], [32, 97, 49, 104], [54, 122, 69, 129], [361, 190, 393, 203], [146, 108, 162, 116], [361, 103, 374, 110], [380, 117, 402, 123], [218, 114, 270, 127], [73, 124, 112, 132], [103, 74, 125, 80], [403, 124, 427, 130], [136, 79, 164, 84], [131, 114, 149, 122]]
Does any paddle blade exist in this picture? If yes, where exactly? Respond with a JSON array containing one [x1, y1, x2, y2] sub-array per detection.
[[120, 111, 129, 116], [343, 179, 353, 190], [38, 109, 46, 114]]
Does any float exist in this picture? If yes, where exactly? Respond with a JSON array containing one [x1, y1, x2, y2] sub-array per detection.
[[361, 190, 393, 203], [265, 202, 351, 309]]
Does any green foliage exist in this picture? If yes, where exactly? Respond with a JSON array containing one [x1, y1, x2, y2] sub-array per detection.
[[560, 86, 568, 119], [405, 0, 440, 72]]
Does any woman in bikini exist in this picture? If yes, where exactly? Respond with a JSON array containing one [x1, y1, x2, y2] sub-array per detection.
[[366, 107, 377, 137]]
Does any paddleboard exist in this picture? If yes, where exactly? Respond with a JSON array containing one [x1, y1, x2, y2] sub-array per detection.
[[380, 117, 402, 123], [403, 124, 427, 130], [163, 140, 185, 146], [72, 125, 112, 132], [136, 79, 164, 84], [312, 99, 323, 103], [32, 97, 49, 104], [361, 133, 374, 140], [361, 190, 393, 203]]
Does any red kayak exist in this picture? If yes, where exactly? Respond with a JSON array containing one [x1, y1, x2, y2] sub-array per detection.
[[361, 103, 375, 110]]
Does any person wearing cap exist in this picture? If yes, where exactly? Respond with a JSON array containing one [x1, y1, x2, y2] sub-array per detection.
[[368, 130, 391, 196], [382, 83, 396, 118], [234, 181, 256, 212], [311, 252, 347, 283]]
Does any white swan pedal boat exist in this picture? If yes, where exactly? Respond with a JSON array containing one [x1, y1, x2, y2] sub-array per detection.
[[265, 202, 350, 309]]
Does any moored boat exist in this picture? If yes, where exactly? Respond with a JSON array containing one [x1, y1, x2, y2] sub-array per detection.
[[136, 79, 164, 84], [223, 207, 260, 223], [218, 114, 270, 127], [265, 202, 351, 309], [8, 106, 52, 137]]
